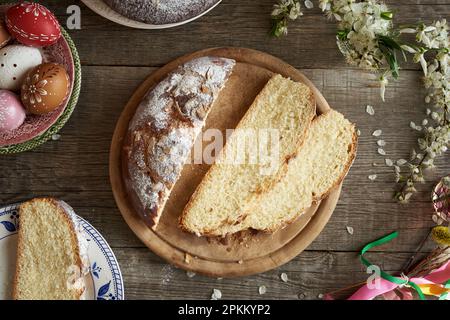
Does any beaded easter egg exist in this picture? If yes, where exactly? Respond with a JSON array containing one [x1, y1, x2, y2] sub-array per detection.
[[6, 2, 61, 47], [0, 44, 43, 91], [21, 63, 70, 115], [0, 90, 26, 133]]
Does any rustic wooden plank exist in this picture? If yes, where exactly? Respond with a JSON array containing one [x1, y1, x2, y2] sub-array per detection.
[[1, 0, 449, 298], [115, 248, 418, 299], [38, 0, 450, 69], [0, 66, 446, 253]]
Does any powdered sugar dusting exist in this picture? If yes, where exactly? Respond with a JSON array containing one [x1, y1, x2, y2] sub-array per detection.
[[150, 127, 200, 184], [126, 56, 235, 226], [104, 0, 220, 25]]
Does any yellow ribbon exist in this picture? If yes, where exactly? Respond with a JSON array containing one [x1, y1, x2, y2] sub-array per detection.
[[418, 284, 450, 297]]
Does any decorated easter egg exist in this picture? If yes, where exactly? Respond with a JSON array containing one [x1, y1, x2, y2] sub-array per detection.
[[6, 2, 61, 47], [0, 45, 43, 91], [21, 63, 70, 115], [0, 90, 26, 133], [0, 21, 11, 49]]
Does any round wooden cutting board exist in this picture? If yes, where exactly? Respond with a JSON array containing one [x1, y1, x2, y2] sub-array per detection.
[[110, 47, 342, 277]]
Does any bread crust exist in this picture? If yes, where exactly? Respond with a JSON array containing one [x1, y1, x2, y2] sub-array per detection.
[[12, 197, 85, 300], [123, 57, 235, 230], [179, 76, 317, 236]]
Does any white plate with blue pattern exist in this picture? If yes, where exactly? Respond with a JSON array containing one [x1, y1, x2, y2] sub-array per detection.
[[0, 203, 124, 300]]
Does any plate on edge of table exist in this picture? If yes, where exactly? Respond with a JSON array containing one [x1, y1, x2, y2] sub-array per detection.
[[81, 0, 222, 29], [110, 47, 348, 278], [0, 203, 124, 300]]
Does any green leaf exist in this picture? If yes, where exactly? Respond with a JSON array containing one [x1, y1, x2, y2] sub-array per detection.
[[380, 11, 394, 20], [337, 29, 350, 41], [270, 19, 286, 37], [378, 35, 402, 51], [378, 36, 402, 79]]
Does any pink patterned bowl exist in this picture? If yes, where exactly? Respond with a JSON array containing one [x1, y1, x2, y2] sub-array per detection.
[[0, 4, 79, 153]]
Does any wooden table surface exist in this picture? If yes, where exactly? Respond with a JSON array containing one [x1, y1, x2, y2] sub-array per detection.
[[1, 0, 449, 300]]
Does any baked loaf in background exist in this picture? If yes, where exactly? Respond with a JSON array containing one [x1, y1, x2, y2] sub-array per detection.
[[104, 0, 221, 25], [123, 56, 235, 229], [13, 198, 89, 300], [180, 75, 316, 236], [181, 109, 357, 236]]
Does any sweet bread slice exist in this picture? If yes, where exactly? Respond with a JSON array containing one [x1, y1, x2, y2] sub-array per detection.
[[235, 109, 357, 233], [13, 198, 89, 300], [180, 74, 316, 236]]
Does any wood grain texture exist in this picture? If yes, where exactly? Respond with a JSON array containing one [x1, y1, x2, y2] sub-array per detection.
[[0, 0, 449, 299]]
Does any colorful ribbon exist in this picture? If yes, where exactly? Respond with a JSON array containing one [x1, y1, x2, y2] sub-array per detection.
[[339, 231, 450, 300], [356, 231, 425, 300]]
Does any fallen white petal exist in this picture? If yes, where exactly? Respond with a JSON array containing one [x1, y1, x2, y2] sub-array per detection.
[[378, 148, 386, 155], [366, 105, 375, 116], [281, 273, 288, 283], [346, 226, 354, 235], [377, 140, 386, 147], [385, 159, 394, 167], [368, 174, 377, 181], [372, 130, 382, 137], [259, 285, 267, 295], [211, 289, 222, 300], [304, 0, 313, 9]]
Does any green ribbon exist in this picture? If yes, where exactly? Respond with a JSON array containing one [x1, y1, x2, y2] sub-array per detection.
[[439, 280, 450, 300], [360, 231, 426, 300]]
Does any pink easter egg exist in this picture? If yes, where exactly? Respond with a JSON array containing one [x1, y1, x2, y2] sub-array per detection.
[[0, 89, 26, 133]]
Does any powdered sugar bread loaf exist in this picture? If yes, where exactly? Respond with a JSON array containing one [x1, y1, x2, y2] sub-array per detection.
[[182, 109, 357, 236], [13, 198, 89, 300], [104, 0, 220, 25], [180, 75, 316, 236], [123, 56, 235, 229]]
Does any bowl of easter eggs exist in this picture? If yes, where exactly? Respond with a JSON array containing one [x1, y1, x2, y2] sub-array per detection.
[[0, 2, 81, 154]]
